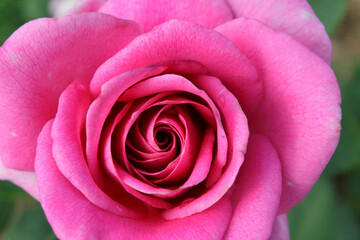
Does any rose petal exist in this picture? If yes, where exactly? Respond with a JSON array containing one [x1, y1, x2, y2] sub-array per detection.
[[36, 121, 232, 239], [0, 159, 39, 200], [51, 82, 145, 218], [99, 0, 233, 32], [216, 18, 341, 213], [180, 128, 215, 189], [87, 66, 167, 172], [117, 74, 228, 186], [99, 94, 186, 203], [223, 134, 282, 240], [226, 0, 332, 63], [0, 12, 141, 171], [90, 20, 260, 114], [268, 214, 290, 240], [163, 75, 248, 220], [112, 93, 175, 175]]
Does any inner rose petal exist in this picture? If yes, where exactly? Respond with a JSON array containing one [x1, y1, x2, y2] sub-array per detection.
[[85, 70, 248, 218], [86, 66, 167, 179]]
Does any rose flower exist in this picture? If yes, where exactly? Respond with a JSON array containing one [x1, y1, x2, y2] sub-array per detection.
[[0, 0, 341, 239]]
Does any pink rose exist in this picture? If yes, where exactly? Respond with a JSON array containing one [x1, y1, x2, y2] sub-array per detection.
[[0, 0, 341, 239]]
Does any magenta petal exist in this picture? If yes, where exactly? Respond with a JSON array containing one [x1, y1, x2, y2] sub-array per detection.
[[269, 214, 290, 240], [192, 75, 246, 187], [216, 18, 341, 213], [226, 0, 332, 63], [99, 0, 233, 32], [90, 20, 259, 113], [36, 122, 231, 240], [112, 94, 173, 173], [0, 12, 141, 171], [86, 66, 166, 177], [224, 134, 282, 240], [180, 128, 215, 188], [151, 105, 202, 186], [52, 82, 143, 218], [163, 76, 248, 220]]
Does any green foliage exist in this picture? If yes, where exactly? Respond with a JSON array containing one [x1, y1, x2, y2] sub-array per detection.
[[325, 103, 360, 175], [0, 201, 14, 232], [21, 0, 50, 21], [0, 181, 34, 202], [308, 0, 347, 35], [0, 181, 55, 239], [288, 178, 360, 240], [0, 0, 49, 44], [325, 64, 360, 175], [2, 205, 57, 240], [0, 0, 26, 44]]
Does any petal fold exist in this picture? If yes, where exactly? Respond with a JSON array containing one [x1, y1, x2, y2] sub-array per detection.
[[268, 214, 290, 240], [90, 19, 259, 113], [52, 82, 145, 218], [216, 18, 341, 213], [224, 134, 282, 240], [36, 119, 232, 240], [226, 0, 332, 63], [0, 12, 141, 171], [99, 0, 233, 32]]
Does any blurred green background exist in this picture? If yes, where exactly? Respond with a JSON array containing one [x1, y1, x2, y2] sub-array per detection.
[[0, 0, 359, 239]]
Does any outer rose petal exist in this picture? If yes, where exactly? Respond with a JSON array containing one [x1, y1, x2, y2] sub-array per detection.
[[224, 134, 282, 240], [0, 158, 39, 199], [0, 13, 141, 171], [52, 82, 145, 218], [36, 121, 232, 240], [90, 20, 260, 113], [268, 214, 290, 240], [226, 0, 332, 63], [98, 0, 233, 32], [216, 18, 341, 213]]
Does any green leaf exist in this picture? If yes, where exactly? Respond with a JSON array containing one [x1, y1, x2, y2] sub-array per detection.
[[308, 0, 347, 35], [324, 107, 360, 175], [20, 0, 50, 21], [288, 177, 360, 240], [0, 201, 14, 232], [0, 0, 50, 44], [325, 65, 360, 175], [335, 170, 360, 219], [0, 0, 26, 44], [341, 65, 360, 120], [0, 181, 34, 202], [3, 205, 57, 240]]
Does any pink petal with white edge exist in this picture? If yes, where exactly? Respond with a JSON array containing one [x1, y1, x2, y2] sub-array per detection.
[[99, 0, 233, 32], [224, 134, 282, 240], [269, 214, 290, 240], [0, 13, 141, 171], [49, 0, 77, 17], [90, 20, 260, 114], [36, 121, 232, 240], [0, 158, 39, 200], [216, 18, 341, 213], [65, 0, 107, 16], [226, 0, 332, 63]]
